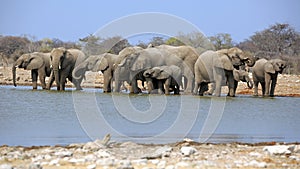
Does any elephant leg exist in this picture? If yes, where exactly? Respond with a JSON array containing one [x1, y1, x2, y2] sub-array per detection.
[[38, 70, 47, 89], [193, 81, 200, 95], [146, 78, 154, 93], [103, 75, 111, 93], [270, 75, 277, 97], [199, 82, 208, 96], [261, 82, 266, 96], [60, 72, 68, 91], [46, 71, 55, 90], [226, 72, 235, 97], [264, 73, 271, 96], [207, 83, 215, 95], [157, 81, 164, 94], [131, 79, 139, 94], [164, 78, 171, 95], [253, 80, 259, 96], [31, 70, 38, 90]]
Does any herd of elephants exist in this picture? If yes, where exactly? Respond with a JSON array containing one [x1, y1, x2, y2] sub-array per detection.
[[12, 44, 287, 97]]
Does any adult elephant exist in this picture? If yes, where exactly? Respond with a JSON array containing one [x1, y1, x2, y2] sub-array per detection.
[[252, 58, 286, 97], [114, 45, 199, 94], [46, 47, 86, 91], [72, 53, 119, 92], [12, 52, 51, 89], [113, 46, 144, 92], [143, 65, 182, 95], [193, 47, 255, 97]]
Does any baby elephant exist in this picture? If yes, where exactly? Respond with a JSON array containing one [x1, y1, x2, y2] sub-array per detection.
[[143, 65, 182, 94], [252, 58, 286, 97]]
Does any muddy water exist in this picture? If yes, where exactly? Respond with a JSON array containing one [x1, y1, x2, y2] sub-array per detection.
[[0, 85, 299, 146]]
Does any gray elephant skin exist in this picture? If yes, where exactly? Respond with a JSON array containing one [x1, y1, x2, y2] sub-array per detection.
[[143, 65, 182, 94], [72, 53, 119, 92], [252, 58, 286, 97], [207, 68, 253, 95], [12, 52, 51, 89], [114, 45, 199, 94], [47, 47, 86, 91], [194, 47, 255, 97]]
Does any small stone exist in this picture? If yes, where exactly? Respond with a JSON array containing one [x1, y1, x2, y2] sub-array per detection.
[[0, 164, 13, 169], [87, 164, 97, 169], [249, 152, 262, 157], [29, 163, 43, 169], [165, 165, 175, 169], [132, 159, 147, 165], [150, 159, 160, 165], [54, 151, 73, 157], [142, 146, 172, 159], [96, 150, 110, 158], [49, 159, 59, 165], [175, 162, 190, 168], [180, 146, 197, 156], [246, 160, 267, 168], [157, 160, 166, 168], [263, 145, 291, 155]]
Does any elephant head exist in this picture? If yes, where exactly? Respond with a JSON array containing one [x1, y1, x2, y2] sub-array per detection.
[[233, 69, 253, 89], [72, 54, 109, 79], [265, 59, 287, 74], [12, 53, 45, 87], [216, 47, 253, 70], [143, 67, 167, 79], [50, 47, 68, 88]]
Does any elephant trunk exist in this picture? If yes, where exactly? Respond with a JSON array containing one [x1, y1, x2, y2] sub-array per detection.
[[52, 58, 61, 90], [246, 76, 253, 89], [12, 63, 18, 87], [246, 55, 256, 67], [72, 62, 87, 80]]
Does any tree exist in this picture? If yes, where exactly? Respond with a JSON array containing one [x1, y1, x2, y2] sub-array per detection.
[[148, 36, 165, 46], [165, 37, 185, 46], [249, 23, 299, 58], [209, 33, 234, 50], [0, 36, 30, 66], [176, 31, 214, 54]]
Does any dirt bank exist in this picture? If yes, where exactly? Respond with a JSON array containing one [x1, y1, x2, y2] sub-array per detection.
[[1, 66, 300, 96]]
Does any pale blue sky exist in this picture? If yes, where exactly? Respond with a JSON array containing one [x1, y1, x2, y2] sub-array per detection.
[[1, 0, 299, 43]]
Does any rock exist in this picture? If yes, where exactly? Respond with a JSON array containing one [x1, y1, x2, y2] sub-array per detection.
[[95, 150, 110, 158], [0, 164, 13, 169], [54, 151, 73, 157], [29, 163, 43, 169], [83, 134, 111, 150], [175, 162, 190, 168], [157, 160, 166, 168], [180, 146, 197, 156], [141, 146, 172, 159], [246, 160, 267, 168], [96, 158, 115, 166], [49, 159, 59, 166], [87, 164, 97, 169], [131, 159, 147, 165], [165, 165, 175, 169], [249, 152, 262, 157], [263, 145, 292, 155], [118, 160, 134, 169], [288, 144, 300, 153]]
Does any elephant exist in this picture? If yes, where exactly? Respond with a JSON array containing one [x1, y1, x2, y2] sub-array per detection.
[[252, 58, 286, 97], [46, 47, 86, 91], [72, 53, 119, 92], [12, 52, 51, 89], [193, 47, 255, 97], [143, 65, 182, 94], [114, 45, 199, 94], [206, 68, 253, 95], [113, 46, 144, 92]]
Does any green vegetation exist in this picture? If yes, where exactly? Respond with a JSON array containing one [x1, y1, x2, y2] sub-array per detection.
[[1, 23, 299, 74]]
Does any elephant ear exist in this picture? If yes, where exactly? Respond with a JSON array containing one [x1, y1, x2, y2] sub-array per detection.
[[156, 70, 169, 80], [131, 56, 151, 71], [97, 57, 108, 71], [233, 69, 240, 81], [25, 55, 44, 70], [265, 62, 275, 73], [215, 55, 234, 70]]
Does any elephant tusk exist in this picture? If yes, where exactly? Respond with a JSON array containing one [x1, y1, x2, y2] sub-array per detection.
[[59, 65, 61, 70]]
